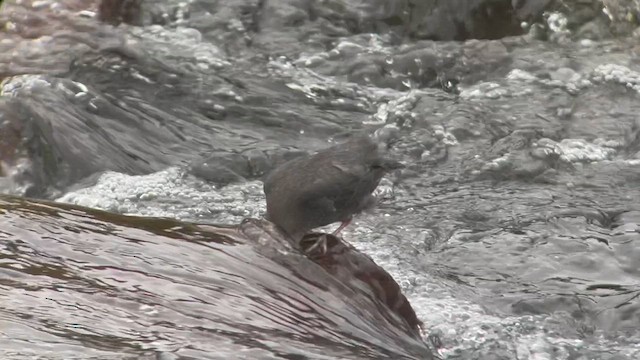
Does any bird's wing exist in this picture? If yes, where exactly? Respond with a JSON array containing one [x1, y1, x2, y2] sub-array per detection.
[[299, 162, 365, 207], [330, 161, 369, 178], [262, 158, 302, 196]]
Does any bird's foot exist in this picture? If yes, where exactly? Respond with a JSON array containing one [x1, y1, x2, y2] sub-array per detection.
[[303, 234, 328, 256]]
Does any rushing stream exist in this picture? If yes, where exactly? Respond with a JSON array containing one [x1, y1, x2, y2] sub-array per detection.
[[1, 0, 640, 359]]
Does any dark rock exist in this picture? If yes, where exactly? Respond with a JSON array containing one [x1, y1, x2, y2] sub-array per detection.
[[190, 152, 250, 184], [98, 0, 143, 26], [219, 0, 534, 56], [299, 232, 424, 338]]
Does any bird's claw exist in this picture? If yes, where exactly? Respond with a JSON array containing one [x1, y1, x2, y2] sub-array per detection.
[[304, 234, 328, 256]]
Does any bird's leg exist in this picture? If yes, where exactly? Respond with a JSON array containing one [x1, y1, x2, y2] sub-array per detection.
[[332, 217, 352, 237]]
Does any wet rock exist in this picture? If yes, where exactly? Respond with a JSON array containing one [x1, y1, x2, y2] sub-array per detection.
[[575, 18, 613, 40], [240, 0, 534, 55], [297, 232, 423, 338], [531, 0, 640, 40], [0, 194, 434, 359], [190, 152, 250, 184], [0, 76, 184, 197], [369, 0, 524, 41], [241, 148, 271, 177], [602, 0, 640, 35], [190, 148, 311, 185], [98, 0, 143, 26], [487, 129, 541, 160]]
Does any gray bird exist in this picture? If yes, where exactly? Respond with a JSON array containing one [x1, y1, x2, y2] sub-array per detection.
[[263, 134, 402, 248]]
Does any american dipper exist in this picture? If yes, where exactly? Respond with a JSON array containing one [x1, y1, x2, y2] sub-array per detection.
[[263, 134, 402, 248]]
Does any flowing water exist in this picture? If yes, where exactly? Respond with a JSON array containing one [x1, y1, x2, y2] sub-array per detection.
[[1, 0, 640, 359]]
